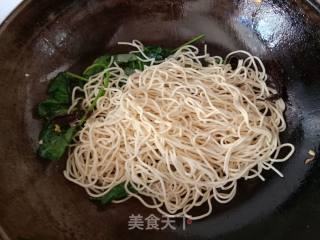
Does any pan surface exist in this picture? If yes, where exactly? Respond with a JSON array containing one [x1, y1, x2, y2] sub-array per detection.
[[0, 0, 320, 239]]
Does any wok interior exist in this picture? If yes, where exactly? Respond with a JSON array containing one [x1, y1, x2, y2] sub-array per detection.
[[0, 1, 319, 239]]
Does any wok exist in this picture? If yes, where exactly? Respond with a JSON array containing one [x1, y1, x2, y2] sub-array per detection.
[[0, 0, 320, 239]]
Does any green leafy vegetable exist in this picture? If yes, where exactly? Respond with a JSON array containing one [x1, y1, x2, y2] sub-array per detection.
[[37, 73, 72, 119], [123, 63, 142, 75], [38, 99, 69, 119], [98, 182, 136, 205], [37, 72, 87, 159], [114, 53, 145, 75], [85, 53, 143, 78], [143, 46, 171, 61], [37, 72, 87, 120], [48, 73, 71, 103], [38, 123, 76, 161], [83, 55, 112, 78]]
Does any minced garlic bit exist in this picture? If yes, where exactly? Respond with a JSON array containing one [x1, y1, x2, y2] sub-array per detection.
[[308, 149, 316, 156], [54, 124, 61, 133], [305, 149, 316, 165]]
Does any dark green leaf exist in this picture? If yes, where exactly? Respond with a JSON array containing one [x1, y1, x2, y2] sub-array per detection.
[[83, 64, 106, 78], [94, 55, 112, 65], [114, 53, 146, 75], [38, 99, 69, 119], [48, 73, 70, 103], [143, 46, 171, 61], [124, 67, 135, 76], [83, 55, 112, 78], [98, 182, 136, 205], [38, 123, 76, 161], [123, 61, 143, 75], [38, 72, 87, 120]]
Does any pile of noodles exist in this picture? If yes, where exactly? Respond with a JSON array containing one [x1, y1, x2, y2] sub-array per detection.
[[64, 41, 295, 220]]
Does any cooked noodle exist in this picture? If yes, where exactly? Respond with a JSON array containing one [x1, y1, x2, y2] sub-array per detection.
[[63, 41, 295, 220]]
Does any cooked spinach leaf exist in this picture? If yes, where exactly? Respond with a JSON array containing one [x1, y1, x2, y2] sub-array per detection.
[[123, 62, 143, 75], [37, 72, 88, 159], [38, 123, 76, 161], [114, 53, 145, 75], [83, 55, 112, 78], [48, 73, 70, 103], [98, 182, 136, 205], [37, 72, 85, 120], [38, 99, 69, 120], [143, 46, 171, 61], [38, 73, 70, 119]]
